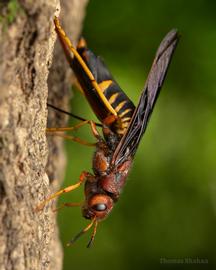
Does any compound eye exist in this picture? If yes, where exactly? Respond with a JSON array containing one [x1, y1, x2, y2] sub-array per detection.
[[92, 203, 107, 211]]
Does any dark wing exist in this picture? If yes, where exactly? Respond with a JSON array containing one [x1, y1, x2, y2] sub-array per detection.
[[112, 29, 179, 166]]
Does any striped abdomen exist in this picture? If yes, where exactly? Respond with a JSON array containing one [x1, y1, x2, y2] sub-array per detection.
[[73, 38, 135, 135], [98, 79, 135, 134]]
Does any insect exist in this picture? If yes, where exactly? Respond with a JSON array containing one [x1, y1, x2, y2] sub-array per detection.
[[36, 17, 179, 247]]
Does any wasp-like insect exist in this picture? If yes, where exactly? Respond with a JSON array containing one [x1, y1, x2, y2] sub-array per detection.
[[37, 17, 179, 247]]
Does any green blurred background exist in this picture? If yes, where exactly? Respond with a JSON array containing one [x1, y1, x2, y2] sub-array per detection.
[[58, 0, 216, 269]]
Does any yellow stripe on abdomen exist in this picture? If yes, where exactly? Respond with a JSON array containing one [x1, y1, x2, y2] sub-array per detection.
[[114, 101, 127, 113], [108, 93, 119, 104], [98, 80, 113, 92]]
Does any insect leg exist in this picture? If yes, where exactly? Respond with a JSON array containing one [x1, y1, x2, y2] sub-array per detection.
[[52, 202, 82, 212], [46, 119, 101, 145], [46, 120, 90, 132], [89, 120, 101, 139], [36, 171, 92, 212], [47, 133, 96, 147]]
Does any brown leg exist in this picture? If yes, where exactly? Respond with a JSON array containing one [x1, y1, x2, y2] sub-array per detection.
[[35, 171, 92, 212], [46, 119, 101, 144], [46, 120, 89, 133], [89, 121, 101, 139], [52, 202, 82, 212], [47, 132, 96, 147]]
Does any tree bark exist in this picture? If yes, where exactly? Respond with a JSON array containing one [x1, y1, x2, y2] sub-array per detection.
[[0, 1, 88, 270]]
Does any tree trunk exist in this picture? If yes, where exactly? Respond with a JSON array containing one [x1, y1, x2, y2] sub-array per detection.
[[0, 1, 88, 270]]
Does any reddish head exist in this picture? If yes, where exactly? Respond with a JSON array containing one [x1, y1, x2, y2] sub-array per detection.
[[82, 194, 114, 220], [67, 194, 114, 248]]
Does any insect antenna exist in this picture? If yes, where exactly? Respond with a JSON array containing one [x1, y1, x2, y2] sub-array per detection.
[[67, 217, 97, 247], [86, 219, 98, 248], [47, 102, 102, 127]]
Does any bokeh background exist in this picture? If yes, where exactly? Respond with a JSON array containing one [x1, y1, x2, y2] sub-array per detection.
[[57, 0, 216, 269]]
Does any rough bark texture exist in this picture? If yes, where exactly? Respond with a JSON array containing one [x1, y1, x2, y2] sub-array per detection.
[[0, 1, 88, 270]]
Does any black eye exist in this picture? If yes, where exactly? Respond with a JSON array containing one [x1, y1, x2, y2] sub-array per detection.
[[92, 203, 107, 211]]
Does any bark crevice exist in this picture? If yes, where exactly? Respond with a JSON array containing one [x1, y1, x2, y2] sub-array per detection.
[[0, 1, 88, 269]]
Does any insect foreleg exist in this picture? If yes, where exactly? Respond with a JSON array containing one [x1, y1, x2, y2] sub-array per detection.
[[52, 202, 82, 212], [35, 171, 92, 212]]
